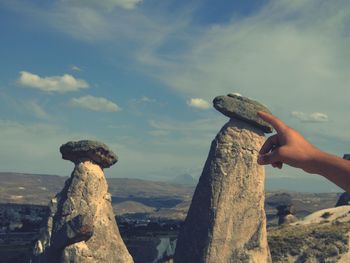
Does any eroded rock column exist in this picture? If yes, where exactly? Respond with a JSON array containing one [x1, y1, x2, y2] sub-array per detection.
[[277, 204, 298, 225], [32, 140, 134, 263], [174, 94, 272, 263]]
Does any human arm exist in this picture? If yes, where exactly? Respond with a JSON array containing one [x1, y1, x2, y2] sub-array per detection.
[[257, 111, 350, 193]]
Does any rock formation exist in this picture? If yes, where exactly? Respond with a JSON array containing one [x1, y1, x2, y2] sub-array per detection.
[[276, 204, 298, 225], [335, 155, 350, 207], [269, 206, 350, 263], [213, 93, 273, 133], [336, 192, 350, 207], [32, 140, 134, 263], [174, 94, 272, 263]]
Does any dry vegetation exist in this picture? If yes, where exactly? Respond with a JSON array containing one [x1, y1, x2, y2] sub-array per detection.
[[268, 221, 350, 262]]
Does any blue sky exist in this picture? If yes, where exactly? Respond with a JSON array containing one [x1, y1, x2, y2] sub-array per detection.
[[0, 0, 349, 192]]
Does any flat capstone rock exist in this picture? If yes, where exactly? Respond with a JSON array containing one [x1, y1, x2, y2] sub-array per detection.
[[213, 93, 273, 133], [60, 140, 117, 168], [344, 154, 350, 160]]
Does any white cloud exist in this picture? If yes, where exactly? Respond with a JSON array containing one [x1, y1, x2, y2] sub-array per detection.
[[140, 96, 155, 103], [54, 6, 111, 41], [291, 111, 329, 123], [187, 98, 211, 110], [2, 0, 189, 47], [129, 96, 156, 106], [63, 0, 142, 10], [70, 65, 82, 72], [137, 1, 350, 116], [26, 101, 50, 120], [70, 95, 121, 112], [127, 96, 161, 116], [18, 71, 88, 93], [132, 0, 350, 157], [0, 93, 50, 120]]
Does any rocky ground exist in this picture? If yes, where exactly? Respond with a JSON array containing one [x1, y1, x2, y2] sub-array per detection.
[[269, 221, 350, 262], [268, 206, 350, 262]]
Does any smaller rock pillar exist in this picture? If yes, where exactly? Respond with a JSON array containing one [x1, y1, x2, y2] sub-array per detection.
[[32, 140, 134, 263]]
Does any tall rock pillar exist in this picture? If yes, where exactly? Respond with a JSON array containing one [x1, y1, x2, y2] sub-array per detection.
[[174, 94, 272, 263], [32, 140, 134, 263]]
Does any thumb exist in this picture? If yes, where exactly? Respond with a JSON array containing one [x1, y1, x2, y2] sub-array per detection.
[[257, 150, 281, 165]]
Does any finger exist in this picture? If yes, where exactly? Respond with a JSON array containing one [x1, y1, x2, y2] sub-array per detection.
[[259, 134, 279, 154], [276, 161, 283, 169], [257, 150, 281, 165], [257, 111, 288, 133], [272, 162, 283, 169]]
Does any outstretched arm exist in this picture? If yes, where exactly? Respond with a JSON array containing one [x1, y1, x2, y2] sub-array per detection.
[[257, 111, 350, 193]]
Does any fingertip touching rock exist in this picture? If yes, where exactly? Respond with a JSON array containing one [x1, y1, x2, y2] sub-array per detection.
[[60, 140, 117, 168], [213, 93, 273, 133]]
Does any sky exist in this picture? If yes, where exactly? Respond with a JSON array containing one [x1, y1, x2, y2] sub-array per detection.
[[0, 0, 349, 192]]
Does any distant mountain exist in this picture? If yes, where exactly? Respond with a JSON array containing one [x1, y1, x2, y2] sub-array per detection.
[[107, 177, 194, 198], [169, 174, 197, 186], [0, 172, 341, 221], [0, 172, 195, 221], [0, 172, 66, 205], [0, 172, 194, 203]]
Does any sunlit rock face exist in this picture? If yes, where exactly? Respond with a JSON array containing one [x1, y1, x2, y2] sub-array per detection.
[[174, 95, 272, 263], [32, 140, 133, 263]]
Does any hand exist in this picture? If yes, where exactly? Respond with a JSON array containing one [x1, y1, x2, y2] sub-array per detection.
[[257, 111, 320, 173], [258, 111, 350, 193]]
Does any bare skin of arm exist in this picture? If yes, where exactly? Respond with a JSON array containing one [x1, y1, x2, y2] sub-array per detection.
[[257, 111, 350, 194]]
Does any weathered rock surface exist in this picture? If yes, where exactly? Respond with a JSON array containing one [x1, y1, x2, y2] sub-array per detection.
[[336, 192, 350, 207], [60, 140, 117, 168], [174, 117, 271, 262], [32, 140, 133, 263], [277, 204, 298, 225], [213, 94, 273, 133], [336, 155, 350, 207]]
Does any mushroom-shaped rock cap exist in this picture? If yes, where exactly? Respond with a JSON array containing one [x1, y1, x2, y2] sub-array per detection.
[[60, 140, 117, 168], [213, 93, 273, 133], [343, 154, 350, 160]]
